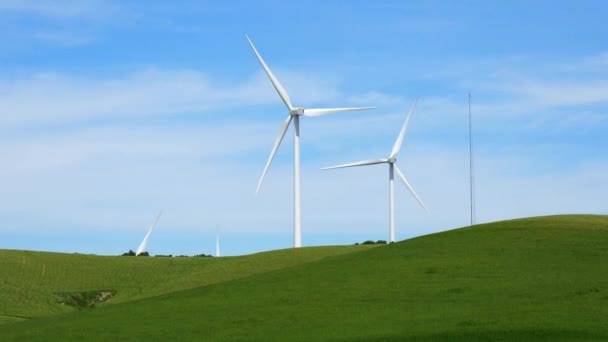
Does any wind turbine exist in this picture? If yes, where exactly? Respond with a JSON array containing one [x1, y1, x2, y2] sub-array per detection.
[[136, 211, 162, 256], [322, 98, 429, 243], [246, 35, 375, 248]]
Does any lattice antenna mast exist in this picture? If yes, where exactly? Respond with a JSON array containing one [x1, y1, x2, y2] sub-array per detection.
[[469, 94, 476, 226]]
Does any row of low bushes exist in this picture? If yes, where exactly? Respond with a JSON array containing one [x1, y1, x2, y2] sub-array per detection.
[[355, 240, 388, 245], [121, 241, 392, 257], [120, 250, 213, 257]]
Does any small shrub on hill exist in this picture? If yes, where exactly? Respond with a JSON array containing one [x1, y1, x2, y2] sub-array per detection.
[[194, 253, 213, 258], [356, 240, 388, 245]]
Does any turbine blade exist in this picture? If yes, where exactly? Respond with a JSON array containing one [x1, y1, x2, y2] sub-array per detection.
[[256, 115, 293, 194], [321, 158, 388, 170], [394, 165, 430, 215], [136, 211, 163, 256], [390, 97, 419, 158], [303, 107, 375, 117], [245, 35, 293, 110]]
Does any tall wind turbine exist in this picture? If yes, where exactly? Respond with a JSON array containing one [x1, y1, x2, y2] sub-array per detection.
[[136, 211, 162, 256], [322, 98, 429, 243], [246, 35, 375, 248]]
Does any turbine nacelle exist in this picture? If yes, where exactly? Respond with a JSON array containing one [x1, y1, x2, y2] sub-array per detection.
[[387, 157, 396, 164], [289, 107, 305, 116]]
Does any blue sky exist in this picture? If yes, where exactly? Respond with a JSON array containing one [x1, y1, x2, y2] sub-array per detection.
[[1, 0, 607, 256]]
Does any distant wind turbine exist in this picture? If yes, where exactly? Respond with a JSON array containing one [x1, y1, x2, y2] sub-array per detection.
[[136, 211, 162, 256], [246, 35, 375, 248], [322, 98, 429, 243], [215, 224, 221, 257]]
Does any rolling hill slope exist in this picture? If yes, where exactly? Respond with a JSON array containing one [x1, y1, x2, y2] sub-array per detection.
[[0, 244, 375, 325], [1, 215, 607, 340]]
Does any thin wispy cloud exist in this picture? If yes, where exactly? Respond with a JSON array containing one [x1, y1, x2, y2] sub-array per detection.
[[500, 78, 608, 107], [0, 0, 117, 18], [0, 0, 121, 48], [0, 68, 347, 128]]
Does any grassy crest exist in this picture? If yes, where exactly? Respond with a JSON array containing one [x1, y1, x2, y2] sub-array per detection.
[[0, 244, 374, 323], [1, 215, 607, 340]]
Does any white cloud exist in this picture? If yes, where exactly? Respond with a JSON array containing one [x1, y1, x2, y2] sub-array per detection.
[[0, 68, 346, 128], [498, 78, 608, 107], [466, 53, 608, 112], [404, 52, 608, 135], [347, 91, 407, 107], [0, 0, 124, 47], [1, 114, 605, 241], [557, 52, 608, 73], [475, 156, 608, 223], [0, 0, 117, 18]]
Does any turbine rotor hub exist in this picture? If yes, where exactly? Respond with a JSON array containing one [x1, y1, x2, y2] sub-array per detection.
[[388, 157, 396, 163], [289, 107, 305, 116]]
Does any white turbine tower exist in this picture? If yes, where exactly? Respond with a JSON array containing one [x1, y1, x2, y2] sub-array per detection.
[[246, 35, 375, 248], [322, 98, 429, 243], [136, 211, 162, 256], [215, 224, 221, 257]]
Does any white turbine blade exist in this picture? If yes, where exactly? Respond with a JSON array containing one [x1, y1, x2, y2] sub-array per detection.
[[257, 115, 293, 194], [321, 158, 388, 170], [245, 35, 293, 110], [394, 165, 430, 215], [389, 97, 419, 158], [303, 107, 375, 117], [136, 211, 163, 256]]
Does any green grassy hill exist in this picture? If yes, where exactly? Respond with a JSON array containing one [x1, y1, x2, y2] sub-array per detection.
[[1, 215, 607, 340], [0, 244, 375, 325]]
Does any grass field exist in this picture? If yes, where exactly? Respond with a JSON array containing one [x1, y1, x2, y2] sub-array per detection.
[[1, 215, 607, 340], [0, 244, 375, 323]]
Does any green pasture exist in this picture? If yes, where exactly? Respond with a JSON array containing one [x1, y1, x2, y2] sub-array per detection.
[[1, 215, 607, 340]]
